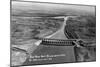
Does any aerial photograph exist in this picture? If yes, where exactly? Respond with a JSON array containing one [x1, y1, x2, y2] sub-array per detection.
[[11, 0, 96, 67]]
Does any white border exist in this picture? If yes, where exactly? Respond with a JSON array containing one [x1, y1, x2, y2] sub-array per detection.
[[0, 0, 98, 67]]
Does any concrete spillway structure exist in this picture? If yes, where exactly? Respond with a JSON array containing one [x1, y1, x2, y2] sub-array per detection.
[[34, 16, 79, 46], [34, 16, 68, 46]]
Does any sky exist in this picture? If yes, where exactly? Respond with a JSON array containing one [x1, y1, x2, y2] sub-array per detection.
[[12, 1, 95, 17]]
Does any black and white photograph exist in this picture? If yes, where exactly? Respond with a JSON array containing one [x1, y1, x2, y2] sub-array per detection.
[[11, 0, 96, 67]]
